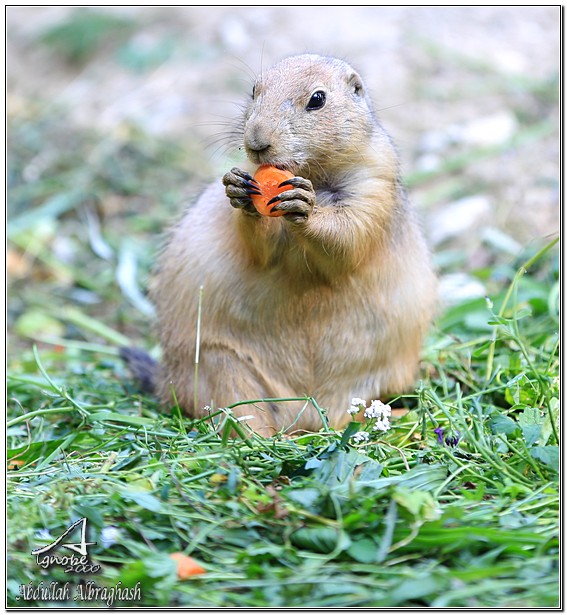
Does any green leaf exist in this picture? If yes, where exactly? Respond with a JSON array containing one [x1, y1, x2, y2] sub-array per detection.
[[8, 438, 68, 465], [284, 488, 321, 511], [119, 552, 176, 588], [338, 421, 361, 448], [304, 457, 323, 470], [307, 448, 381, 488], [529, 446, 559, 471], [384, 574, 448, 606], [290, 526, 350, 554], [437, 297, 491, 332], [72, 502, 105, 528], [341, 464, 447, 496], [518, 407, 543, 447], [120, 489, 164, 513], [489, 414, 520, 437], [548, 280, 559, 318], [541, 398, 559, 446], [393, 486, 441, 522], [504, 374, 538, 406], [346, 537, 378, 563], [143, 552, 178, 578], [376, 498, 398, 563]]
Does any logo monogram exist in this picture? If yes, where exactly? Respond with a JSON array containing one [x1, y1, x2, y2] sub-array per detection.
[[31, 518, 100, 574], [32, 517, 96, 557]]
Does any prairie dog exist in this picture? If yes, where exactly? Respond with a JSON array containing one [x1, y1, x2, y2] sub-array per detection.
[[149, 54, 436, 436]]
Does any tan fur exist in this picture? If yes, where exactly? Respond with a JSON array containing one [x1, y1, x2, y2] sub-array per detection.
[[149, 54, 437, 436]]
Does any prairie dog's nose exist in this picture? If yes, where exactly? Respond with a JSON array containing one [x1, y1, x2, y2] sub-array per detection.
[[245, 122, 272, 157]]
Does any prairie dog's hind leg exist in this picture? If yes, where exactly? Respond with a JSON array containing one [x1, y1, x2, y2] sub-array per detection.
[[162, 345, 282, 437]]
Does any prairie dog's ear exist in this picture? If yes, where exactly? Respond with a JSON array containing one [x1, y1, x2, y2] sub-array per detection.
[[347, 72, 364, 96]]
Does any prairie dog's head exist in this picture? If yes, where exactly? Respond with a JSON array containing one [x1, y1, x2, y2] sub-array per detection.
[[241, 54, 376, 177]]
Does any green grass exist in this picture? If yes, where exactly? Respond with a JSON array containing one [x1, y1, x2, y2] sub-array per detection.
[[7, 19, 560, 607], [6, 242, 560, 606], [7, 165, 560, 608]]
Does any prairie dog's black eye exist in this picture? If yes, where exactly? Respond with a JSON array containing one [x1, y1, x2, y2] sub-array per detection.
[[306, 90, 326, 110], [252, 84, 256, 99]]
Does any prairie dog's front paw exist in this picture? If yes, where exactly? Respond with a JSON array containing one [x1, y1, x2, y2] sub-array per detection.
[[222, 167, 261, 215], [270, 176, 315, 222]]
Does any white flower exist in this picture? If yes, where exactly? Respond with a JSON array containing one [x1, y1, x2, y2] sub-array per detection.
[[347, 397, 367, 415], [351, 431, 370, 444], [100, 526, 122, 548], [364, 399, 392, 419], [373, 418, 391, 432], [35, 529, 52, 541]]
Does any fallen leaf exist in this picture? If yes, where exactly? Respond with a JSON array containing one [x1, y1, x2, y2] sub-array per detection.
[[256, 485, 289, 519], [209, 473, 228, 485], [169, 552, 206, 579], [7, 459, 25, 471], [7, 248, 32, 279]]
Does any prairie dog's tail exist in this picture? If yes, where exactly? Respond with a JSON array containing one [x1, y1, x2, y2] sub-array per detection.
[[119, 347, 159, 394]]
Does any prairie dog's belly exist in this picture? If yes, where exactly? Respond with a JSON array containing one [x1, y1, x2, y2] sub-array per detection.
[[205, 271, 387, 395]]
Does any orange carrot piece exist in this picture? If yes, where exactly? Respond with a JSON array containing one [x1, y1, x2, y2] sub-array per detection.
[[250, 165, 294, 217]]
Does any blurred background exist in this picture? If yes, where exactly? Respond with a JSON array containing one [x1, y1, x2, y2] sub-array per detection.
[[7, 6, 560, 352]]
